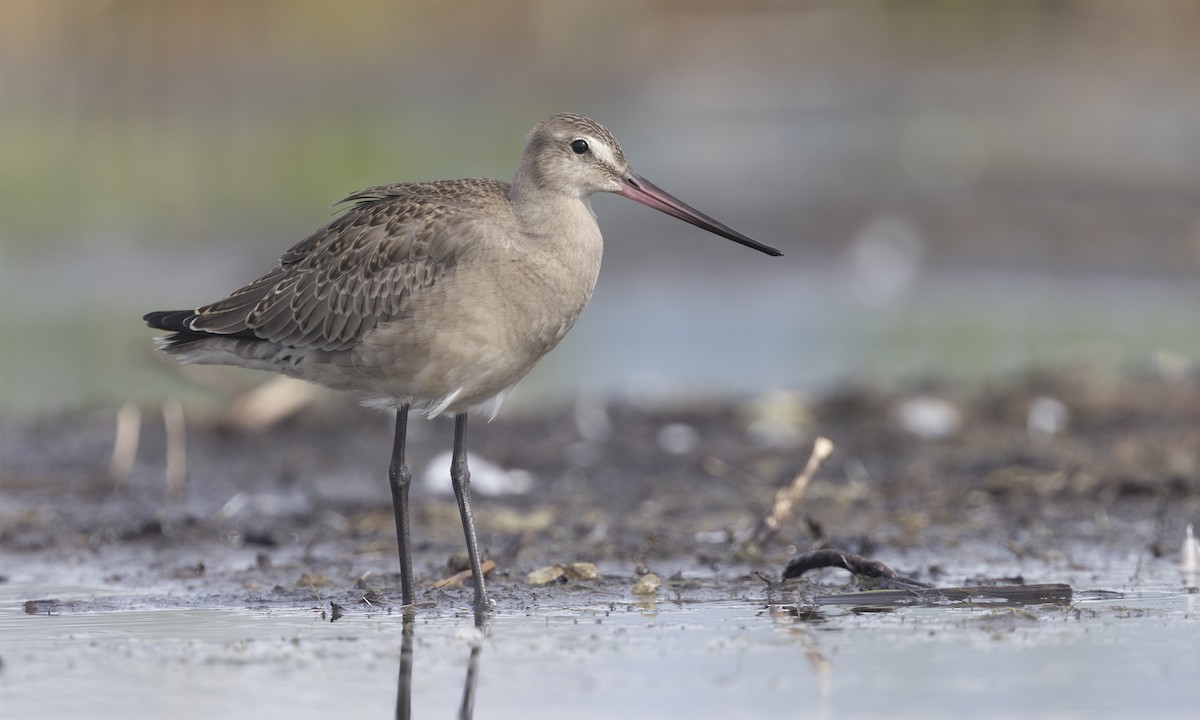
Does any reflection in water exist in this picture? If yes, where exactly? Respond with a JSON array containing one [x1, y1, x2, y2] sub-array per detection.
[[762, 603, 833, 702], [395, 610, 487, 720], [396, 611, 415, 720], [458, 612, 484, 720]]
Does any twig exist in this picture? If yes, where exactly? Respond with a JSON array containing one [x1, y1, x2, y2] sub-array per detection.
[[812, 583, 1074, 607], [751, 570, 776, 587], [163, 398, 187, 502], [433, 559, 496, 589], [782, 548, 931, 588], [109, 402, 141, 487], [757, 436, 833, 542]]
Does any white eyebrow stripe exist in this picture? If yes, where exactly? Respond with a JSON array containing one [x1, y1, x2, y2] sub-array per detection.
[[585, 135, 617, 166]]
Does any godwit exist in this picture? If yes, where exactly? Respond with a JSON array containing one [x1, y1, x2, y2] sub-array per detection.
[[145, 113, 782, 610]]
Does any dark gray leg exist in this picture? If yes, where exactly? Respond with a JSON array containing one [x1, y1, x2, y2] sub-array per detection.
[[388, 406, 415, 606], [451, 413, 492, 610]]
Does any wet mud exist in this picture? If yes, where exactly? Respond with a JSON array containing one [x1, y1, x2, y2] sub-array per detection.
[[2, 370, 1198, 613]]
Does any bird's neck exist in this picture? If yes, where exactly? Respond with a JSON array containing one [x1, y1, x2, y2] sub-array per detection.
[[508, 173, 599, 246]]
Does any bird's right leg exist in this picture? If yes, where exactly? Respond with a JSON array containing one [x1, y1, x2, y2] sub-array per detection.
[[450, 413, 493, 611], [388, 405, 415, 606]]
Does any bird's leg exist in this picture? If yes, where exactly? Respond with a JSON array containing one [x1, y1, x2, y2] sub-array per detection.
[[388, 405, 415, 606], [450, 413, 492, 610]]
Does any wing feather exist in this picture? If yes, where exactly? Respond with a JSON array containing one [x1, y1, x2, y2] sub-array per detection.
[[186, 178, 509, 352]]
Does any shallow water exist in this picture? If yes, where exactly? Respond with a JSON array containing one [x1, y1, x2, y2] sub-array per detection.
[[3, 262, 1197, 415], [3, 557, 1197, 719]]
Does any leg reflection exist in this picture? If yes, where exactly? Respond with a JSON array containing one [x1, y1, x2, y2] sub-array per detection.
[[395, 609, 489, 720], [396, 609, 415, 720], [458, 610, 487, 720]]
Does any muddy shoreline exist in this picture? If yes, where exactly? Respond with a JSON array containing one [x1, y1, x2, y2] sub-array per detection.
[[3, 371, 1197, 612]]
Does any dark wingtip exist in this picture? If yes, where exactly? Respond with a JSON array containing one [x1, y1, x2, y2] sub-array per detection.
[[144, 310, 196, 332], [145, 309, 263, 351], [144, 310, 209, 351]]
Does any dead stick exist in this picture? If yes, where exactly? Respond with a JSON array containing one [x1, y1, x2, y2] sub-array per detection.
[[109, 402, 141, 487], [163, 398, 187, 502], [433, 559, 497, 589], [782, 548, 931, 588], [757, 437, 833, 542]]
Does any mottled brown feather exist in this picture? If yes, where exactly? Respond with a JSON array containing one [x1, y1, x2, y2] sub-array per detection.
[[189, 179, 509, 352]]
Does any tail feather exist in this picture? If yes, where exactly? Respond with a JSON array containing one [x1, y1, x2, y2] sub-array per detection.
[[144, 309, 261, 350]]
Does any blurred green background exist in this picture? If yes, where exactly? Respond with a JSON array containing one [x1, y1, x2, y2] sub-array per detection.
[[2, 0, 1198, 417]]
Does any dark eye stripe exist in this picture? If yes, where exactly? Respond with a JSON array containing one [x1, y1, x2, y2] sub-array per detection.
[[570, 139, 589, 155]]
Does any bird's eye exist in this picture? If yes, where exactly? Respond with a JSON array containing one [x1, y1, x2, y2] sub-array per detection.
[[570, 139, 589, 155]]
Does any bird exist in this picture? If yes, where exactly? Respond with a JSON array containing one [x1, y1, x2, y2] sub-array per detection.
[[145, 113, 782, 611]]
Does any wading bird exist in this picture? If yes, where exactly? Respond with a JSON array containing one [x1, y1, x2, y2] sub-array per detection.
[[145, 113, 782, 610]]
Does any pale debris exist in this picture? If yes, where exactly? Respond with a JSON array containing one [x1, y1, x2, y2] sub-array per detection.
[[1183, 524, 1199, 575], [632, 573, 661, 596], [892, 396, 962, 439], [763, 436, 834, 533], [1028, 396, 1070, 437], [163, 397, 187, 502], [108, 402, 141, 486], [526, 562, 600, 586], [231, 376, 318, 431], [421, 451, 534, 497]]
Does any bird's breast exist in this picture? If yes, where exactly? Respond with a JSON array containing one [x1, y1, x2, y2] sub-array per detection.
[[500, 221, 604, 354], [347, 220, 602, 411]]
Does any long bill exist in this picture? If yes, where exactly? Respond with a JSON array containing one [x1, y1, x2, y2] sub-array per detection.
[[617, 168, 783, 257]]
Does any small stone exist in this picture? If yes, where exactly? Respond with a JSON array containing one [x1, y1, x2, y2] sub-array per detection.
[[526, 562, 600, 585], [563, 562, 600, 581], [526, 565, 567, 585], [632, 573, 660, 595]]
